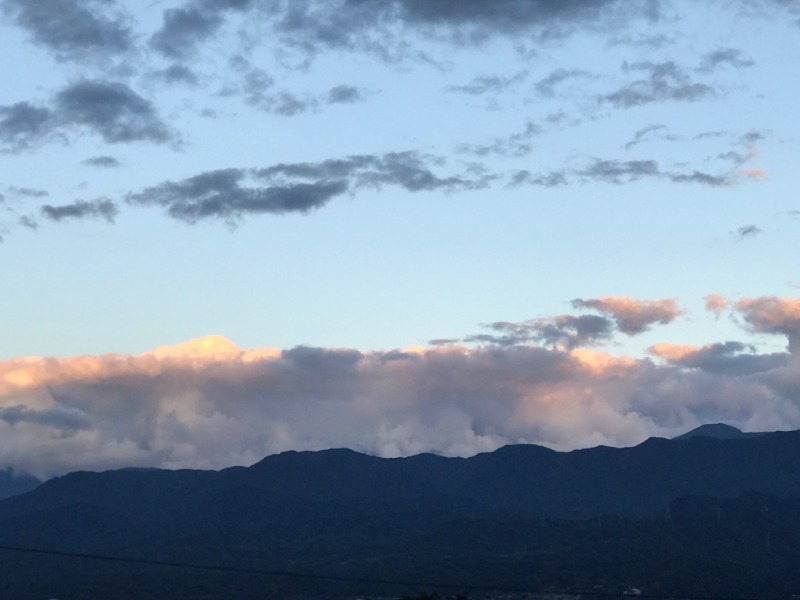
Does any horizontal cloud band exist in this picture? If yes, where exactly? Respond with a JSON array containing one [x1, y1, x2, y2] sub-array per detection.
[[2, 294, 799, 479]]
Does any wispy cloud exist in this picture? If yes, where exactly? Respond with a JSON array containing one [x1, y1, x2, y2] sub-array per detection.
[[41, 199, 118, 223]]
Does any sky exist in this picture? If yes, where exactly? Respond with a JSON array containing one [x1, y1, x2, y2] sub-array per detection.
[[1, 0, 800, 478]]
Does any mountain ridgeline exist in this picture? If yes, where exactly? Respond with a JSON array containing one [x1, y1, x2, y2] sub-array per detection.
[[1, 425, 799, 599]]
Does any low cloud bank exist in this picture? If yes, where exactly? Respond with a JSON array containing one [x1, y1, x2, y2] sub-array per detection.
[[2, 296, 800, 479]]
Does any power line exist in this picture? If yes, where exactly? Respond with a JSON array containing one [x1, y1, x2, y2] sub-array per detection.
[[0, 543, 758, 600]]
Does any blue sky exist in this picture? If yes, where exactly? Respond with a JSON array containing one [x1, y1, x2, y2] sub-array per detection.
[[1, 0, 799, 476]]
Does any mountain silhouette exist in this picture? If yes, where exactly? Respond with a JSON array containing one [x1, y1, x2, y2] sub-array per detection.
[[672, 422, 767, 441], [0, 468, 40, 500], [1, 429, 800, 598]]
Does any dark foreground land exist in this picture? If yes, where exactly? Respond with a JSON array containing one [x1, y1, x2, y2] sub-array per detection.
[[0, 426, 799, 599]]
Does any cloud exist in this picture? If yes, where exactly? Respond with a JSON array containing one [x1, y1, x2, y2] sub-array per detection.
[[326, 85, 364, 104], [517, 157, 735, 188], [6, 186, 48, 198], [571, 296, 682, 334], [126, 151, 487, 224], [149, 0, 252, 59], [535, 68, 592, 98], [733, 297, 800, 340], [55, 80, 173, 144], [509, 153, 736, 188], [41, 199, 118, 223], [226, 58, 364, 114], [666, 171, 733, 186], [623, 124, 675, 150], [466, 315, 615, 349], [255, 152, 490, 192], [448, 72, 527, 96], [3, 316, 800, 479], [578, 159, 660, 183], [509, 169, 568, 187], [150, 6, 225, 59], [2, 0, 134, 61], [151, 64, 200, 86], [0, 404, 92, 432], [697, 48, 754, 73], [128, 169, 348, 224], [704, 293, 728, 316], [83, 155, 121, 168], [18, 216, 38, 231], [0, 81, 174, 151], [603, 61, 714, 108], [459, 120, 542, 157], [735, 224, 762, 240], [648, 341, 788, 375], [0, 102, 54, 152], [263, 0, 658, 61]]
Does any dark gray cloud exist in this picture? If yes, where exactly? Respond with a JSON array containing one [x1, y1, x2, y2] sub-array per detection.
[[535, 68, 592, 97], [326, 85, 364, 104], [152, 64, 200, 86], [150, 0, 253, 58], [150, 6, 224, 59], [698, 48, 754, 73], [0, 404, 92, 432], [127, 152, 491, 224], [41, 199, 118, 223], [394, 0, 635, 29], [0, 102, 53, 152], [0, 81, 173, 151], [83, 155, 121, 168], [2, 0, 133, 61], [735, 225, 762, 240], [55, 80, 173, 144], [578, 158, 659, 183], [126, 168, 345, 223], [604, 61, 713, 108], [667, 171, 732, 186], [266, 0, 658, 61], [466, 314, 614, 349], [281, 346, 363, 370], [428, 338, 459, 346], [650, 341, 788, 375]]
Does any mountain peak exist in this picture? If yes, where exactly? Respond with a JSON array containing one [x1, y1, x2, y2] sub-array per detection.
[[673, 423, 763, 441]]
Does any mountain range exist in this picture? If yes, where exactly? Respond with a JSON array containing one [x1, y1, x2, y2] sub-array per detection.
[[0, 424, 798, 599]]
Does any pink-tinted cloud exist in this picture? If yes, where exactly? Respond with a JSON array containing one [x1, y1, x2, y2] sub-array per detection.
[[704, 293, 728, 315], [741, 168, 767, 180], [571, 295, 682, 334], [734, 296, 800, 333], [733, 296, 800, 353], [1, 321, 798, 479]]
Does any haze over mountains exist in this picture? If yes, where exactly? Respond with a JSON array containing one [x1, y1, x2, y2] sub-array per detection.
[[0, 425, 798, 598]]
